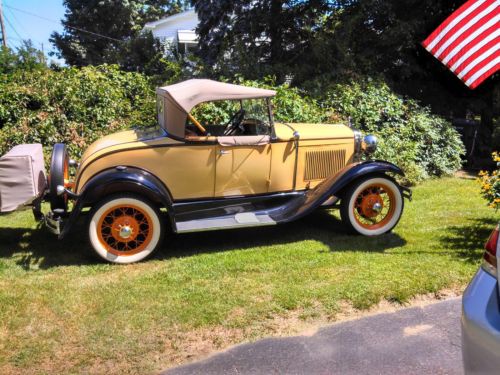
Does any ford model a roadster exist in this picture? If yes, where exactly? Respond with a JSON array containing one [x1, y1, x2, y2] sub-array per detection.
[[0, 79, 411, 264]]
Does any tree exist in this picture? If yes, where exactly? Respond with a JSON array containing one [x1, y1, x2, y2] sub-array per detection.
[[0, 40, 46, 74], [191, 0, 334, 80], [50, 0, 189, 69]]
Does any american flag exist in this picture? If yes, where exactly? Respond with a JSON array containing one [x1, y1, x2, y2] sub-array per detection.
[[422, 0, 500, 89]]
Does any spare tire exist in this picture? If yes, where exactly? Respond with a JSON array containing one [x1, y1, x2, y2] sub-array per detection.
[[49, 143, 69, 212]]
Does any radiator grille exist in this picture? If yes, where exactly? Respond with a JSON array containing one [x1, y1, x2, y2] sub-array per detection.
[[304, 149, 346, 181]]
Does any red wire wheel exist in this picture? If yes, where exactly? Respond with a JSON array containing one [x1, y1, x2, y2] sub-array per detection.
[[88, 195, 164, 264], [352, 183, 396, 230], [340, 176, 404, 236], [97, 204, 154, 257]]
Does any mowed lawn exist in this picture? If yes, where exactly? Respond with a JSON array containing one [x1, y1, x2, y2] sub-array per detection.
[[0, 177, 497, 374]]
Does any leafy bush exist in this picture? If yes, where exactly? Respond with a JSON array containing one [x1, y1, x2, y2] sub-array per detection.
[[240, 79, 326, 123], [478, 152, 500, 210], [324, 79, 464, 184], [0, 65, 155, 160]]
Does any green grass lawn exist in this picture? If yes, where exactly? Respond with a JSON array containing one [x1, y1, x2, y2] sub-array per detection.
[[0, 177, 497, 374]]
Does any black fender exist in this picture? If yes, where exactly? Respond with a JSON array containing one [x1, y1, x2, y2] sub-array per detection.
[[58, 167, 173, 239], [267, 160, 410, 223]]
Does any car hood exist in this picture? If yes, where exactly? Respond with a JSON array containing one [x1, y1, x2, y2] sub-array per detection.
[[274, 122, 354, 141]]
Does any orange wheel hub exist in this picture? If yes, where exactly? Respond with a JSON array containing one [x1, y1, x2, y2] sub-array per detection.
[[353, 184, 396, 230], [358, 193, 384, 218], [97, 205, 153, 256]]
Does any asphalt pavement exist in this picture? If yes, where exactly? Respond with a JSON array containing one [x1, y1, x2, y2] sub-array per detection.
[[165, 297, 463, 375]]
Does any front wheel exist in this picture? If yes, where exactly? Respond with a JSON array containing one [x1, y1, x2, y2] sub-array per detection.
[[88, 194, 164, 264], [340, 176, 404, 236]]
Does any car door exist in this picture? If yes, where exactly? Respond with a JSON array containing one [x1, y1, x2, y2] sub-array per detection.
[[214, 136, 272, 197]]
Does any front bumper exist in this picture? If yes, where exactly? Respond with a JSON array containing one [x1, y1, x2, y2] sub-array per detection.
[[462, 267, 500, 373]]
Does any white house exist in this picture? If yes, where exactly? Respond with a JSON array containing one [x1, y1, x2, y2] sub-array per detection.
[[143, 9, 199, 53]]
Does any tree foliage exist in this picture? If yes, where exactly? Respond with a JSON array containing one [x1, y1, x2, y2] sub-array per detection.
[[50, 0, 189, 74], [191, 0, 334, 80], [0, 41, 46, 74], [329, 0, 498, 119]]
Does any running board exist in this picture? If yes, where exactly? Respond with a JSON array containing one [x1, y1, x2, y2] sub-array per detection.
[[175, 212, 276, 233]]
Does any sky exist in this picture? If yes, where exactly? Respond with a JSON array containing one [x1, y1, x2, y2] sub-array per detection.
[[2, 0, 65, 63]]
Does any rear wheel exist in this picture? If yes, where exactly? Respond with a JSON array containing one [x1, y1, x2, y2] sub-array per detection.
[[340, 176, 403, 236], [88, 194, 164, 264]]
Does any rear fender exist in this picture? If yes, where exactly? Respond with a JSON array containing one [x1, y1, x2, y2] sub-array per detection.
[[58, 167, 173, 239], [268, 160, 409, 223]]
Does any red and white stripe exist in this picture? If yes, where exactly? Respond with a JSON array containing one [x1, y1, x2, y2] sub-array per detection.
[[422, 0, 500, 89]]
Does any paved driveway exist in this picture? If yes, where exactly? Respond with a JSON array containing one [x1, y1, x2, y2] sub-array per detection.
[[165, 298, 462, 375]]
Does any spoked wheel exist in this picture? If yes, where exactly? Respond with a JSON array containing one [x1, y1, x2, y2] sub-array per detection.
[[88, 195, 164, 264], [340, 176, 403, 236]]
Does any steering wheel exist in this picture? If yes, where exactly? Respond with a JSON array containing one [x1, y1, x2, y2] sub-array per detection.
[[223, 109, 246, 136]]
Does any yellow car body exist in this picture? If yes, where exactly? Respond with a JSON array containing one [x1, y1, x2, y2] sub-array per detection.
[[75, 122, 355, 200]]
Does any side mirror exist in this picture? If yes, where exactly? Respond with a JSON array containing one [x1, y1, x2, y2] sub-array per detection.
[[293, 131, 300, 140]]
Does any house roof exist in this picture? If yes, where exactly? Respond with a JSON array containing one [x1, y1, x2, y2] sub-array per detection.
[[144, 9, 197, 30]]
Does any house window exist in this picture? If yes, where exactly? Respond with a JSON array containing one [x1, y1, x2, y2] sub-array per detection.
[[177, 29, 197, 54], [178, 42, 197, 54]]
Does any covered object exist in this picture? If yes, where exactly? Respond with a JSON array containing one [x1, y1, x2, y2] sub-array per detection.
[[156, 79, 276, 138], [0, 144, 46, 212]]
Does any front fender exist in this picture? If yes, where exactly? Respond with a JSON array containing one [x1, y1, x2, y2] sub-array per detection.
[[326, 160, 405, 196], [58, 167, 173, 239], [268, 160, 409, 223]]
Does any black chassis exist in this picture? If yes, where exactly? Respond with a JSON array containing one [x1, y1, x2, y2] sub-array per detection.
[[50, 160, 411, 239]]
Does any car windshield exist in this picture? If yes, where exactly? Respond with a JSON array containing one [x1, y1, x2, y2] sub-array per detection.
[[186, 98, 272, 138]]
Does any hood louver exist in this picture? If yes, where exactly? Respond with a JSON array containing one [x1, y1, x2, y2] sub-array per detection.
[[304, 149, 346, 181]]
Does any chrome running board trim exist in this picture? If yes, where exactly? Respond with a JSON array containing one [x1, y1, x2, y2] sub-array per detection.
[[175, 213, 276, 233]]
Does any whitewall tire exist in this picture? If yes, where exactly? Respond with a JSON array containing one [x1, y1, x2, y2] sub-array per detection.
[[88, 195, 164, 264], [340, 176, 403, 236]]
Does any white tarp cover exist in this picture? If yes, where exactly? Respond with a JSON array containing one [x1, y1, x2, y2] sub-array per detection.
[[157, 79, 276, 114], [0, 144, 46, 212]]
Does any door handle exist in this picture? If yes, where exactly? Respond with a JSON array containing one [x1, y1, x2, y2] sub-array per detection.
[[219, 150, 230, 155]]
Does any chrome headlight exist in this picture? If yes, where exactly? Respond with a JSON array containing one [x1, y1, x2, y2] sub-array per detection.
[[362, 134, 378, 154]]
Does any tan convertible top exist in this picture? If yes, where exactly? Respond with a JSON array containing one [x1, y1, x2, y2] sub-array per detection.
[[157, 79, 276, 113], [156, 79, 276, 138]]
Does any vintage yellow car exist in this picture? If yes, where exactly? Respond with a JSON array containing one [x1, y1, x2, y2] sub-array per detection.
[[0, 79, 411, 264]]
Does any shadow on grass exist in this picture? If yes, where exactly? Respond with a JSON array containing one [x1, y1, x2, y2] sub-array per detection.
[[0, 210, 406, 269], [159, 210, 406, 260], [439, 217, 498, 264], [0, 220, 95, 269]]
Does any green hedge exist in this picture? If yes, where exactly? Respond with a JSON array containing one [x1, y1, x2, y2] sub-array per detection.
[[0, 65, 155, 160], [323, 79, 464, 183]]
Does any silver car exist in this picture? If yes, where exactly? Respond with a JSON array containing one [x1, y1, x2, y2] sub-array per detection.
[[462, 222, 500, 374]]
